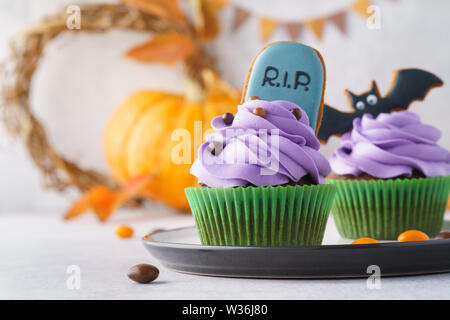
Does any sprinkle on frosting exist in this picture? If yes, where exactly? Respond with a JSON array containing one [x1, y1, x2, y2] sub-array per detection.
[[253, 107, 266, 118], [291, 108, 302, 120], [222, 112, 234, 125], [190, 99, 331, 187], [330, 111, 450, 179]]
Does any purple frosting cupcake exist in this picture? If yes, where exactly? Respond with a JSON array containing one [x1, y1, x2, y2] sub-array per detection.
[[330, 111, 450, 179], [191, 99, 331, 187], [185, 99, 336, 247], [328, 111, 450, 240]]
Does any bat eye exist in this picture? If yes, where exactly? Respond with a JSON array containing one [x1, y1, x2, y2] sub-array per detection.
[[355, 101, 365, 110], [366, 94, 378, 106]]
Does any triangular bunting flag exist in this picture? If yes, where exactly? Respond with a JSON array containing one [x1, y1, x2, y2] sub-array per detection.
[[260, 18, 279, 41], [329, 11, 347, 34], [285, 23, 303, 41], [305, 18, 326, 40], [232, 7, 250, 31], [352, 0, 371, 17]]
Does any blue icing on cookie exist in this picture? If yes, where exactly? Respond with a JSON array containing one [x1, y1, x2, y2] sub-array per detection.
[[244, 42, 325, 132]]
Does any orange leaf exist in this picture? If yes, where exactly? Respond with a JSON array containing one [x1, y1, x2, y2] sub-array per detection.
[[89, 187, 118, 221], [63, 191, 94, 221], [126, 33, 195, 65], [64, 186, 117, 221], [63, 175, 154, 222], [164, 0, 185, 20], [114, 175, 155, 211]]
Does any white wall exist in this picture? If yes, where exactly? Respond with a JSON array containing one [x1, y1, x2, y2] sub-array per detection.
[[1, 0, 449, 212]]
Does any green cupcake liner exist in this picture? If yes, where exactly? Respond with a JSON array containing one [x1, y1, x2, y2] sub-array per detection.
[[328, 176, 450, 240], [185, 184, 336, 247]]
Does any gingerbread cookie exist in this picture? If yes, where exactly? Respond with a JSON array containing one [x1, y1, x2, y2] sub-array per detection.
[[241, 41, 326, 134], [318, 68, 443, 142]]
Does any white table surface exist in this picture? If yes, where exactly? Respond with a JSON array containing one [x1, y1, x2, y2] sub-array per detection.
[[1, 207, 449, 300]]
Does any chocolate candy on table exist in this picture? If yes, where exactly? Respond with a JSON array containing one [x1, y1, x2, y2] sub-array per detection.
[[433, 231, 450, 240], [222, 112, 234, 125], [291, 108, 302, 120], [253, 107, 266, 118], [127, 264, 159, 284]]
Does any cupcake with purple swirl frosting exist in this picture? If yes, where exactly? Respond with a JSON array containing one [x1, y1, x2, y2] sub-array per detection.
[[329, 111, 450, 239], [185, 99, 336, 246]]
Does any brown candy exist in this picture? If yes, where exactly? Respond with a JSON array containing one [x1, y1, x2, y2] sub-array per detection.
[[253, 107, 266, 118], [207, 141, 222, 155], [222, 112, 234, 125], [291, 108, 302, 120], [127, 264, 159, 284], [433, 231, 450, 240], [248, 96, 260, 100]]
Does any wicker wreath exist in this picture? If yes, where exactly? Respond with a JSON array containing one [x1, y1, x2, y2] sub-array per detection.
[[0, 2, 213, 194]]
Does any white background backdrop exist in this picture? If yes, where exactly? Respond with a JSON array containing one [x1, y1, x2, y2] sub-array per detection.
[[0, 0, 449, 213]]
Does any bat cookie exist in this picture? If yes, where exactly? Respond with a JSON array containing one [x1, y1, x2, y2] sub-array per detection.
[[241, 41, 326, 134], [318, 68, 443, 142]]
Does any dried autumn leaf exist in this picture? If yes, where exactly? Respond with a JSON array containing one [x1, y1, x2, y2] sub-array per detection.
[[164, 0, 186, 21], [192, 0, 220, 40], [200, 0, 220, 40], [89, 187, 118, 221], [126, 33, 195, 64], [63, 175, 154, 222], [96, 175, 155, 221], [64, 186, 116, 221], [114, 175, 155, 211]]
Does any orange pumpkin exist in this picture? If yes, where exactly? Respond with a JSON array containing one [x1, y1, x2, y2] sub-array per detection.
[[104, 72, 239, 211]]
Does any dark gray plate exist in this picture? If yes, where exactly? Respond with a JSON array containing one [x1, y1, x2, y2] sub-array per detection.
[[142, 226, 450, 279]]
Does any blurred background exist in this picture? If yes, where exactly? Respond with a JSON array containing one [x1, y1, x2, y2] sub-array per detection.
[[0, 0, 449, 213]]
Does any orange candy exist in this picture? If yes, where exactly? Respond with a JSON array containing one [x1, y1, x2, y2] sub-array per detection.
[[352, 237, 379, 244], [115, 225, 134, 238], [397, 230, 429, 242]]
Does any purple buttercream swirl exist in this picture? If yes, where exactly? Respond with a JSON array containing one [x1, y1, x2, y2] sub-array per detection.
[[190, 99, 331, 187], [330, 111, 450, 178]]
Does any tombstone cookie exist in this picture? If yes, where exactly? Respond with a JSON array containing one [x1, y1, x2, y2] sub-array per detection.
[[318, 68, 443, 142], [241, 41, 326, 134]]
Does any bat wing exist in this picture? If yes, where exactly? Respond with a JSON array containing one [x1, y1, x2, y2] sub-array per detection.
[[317, 104, 356, 142], [384, 69, 443, 111]]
